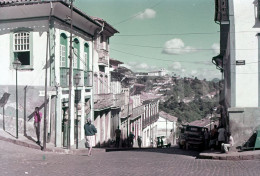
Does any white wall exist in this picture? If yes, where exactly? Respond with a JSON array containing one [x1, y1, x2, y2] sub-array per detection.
[[233, 0, 260, 107], [0, 32, 47, 86]]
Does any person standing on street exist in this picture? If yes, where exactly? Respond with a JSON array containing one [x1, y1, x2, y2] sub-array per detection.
[[218, 126, 226, 150], [34, 107, 42, 145], [84, 118, 97, 156], [115, 127, 121, 148]]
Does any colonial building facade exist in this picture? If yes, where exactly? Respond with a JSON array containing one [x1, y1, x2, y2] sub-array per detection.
[[0, 0, 117, 148]]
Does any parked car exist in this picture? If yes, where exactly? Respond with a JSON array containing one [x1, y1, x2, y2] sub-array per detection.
[[156, 136, 171, 148], [178, 125, 207, 150]]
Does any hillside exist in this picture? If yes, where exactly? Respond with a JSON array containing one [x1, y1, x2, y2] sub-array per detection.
[[137, 76, 220, 123]]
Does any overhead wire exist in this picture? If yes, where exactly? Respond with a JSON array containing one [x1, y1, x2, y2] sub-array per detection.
[[114, 30, 260, 37], [112, 0, 165, 26], [110, 47, 218, 65]]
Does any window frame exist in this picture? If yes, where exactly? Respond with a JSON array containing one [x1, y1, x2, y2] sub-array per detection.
[[60, 33, 68, 68], [10, 30, 33, 70]]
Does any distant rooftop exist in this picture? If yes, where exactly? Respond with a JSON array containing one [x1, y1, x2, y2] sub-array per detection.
[[159, 111, 178, 122], [140, 92, 161, 102]]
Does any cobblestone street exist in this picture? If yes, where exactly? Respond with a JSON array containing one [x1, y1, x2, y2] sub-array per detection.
[[0, 141, 260, 176]]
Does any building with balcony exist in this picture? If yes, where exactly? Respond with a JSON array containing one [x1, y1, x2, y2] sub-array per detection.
[[141, 92, 160, 147], [213, 0, 260, 148], [91, 17, 119, 146], [0, 0, 116, 148]]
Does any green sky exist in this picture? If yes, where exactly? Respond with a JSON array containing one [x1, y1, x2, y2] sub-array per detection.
[[75, 0, 221, 80]]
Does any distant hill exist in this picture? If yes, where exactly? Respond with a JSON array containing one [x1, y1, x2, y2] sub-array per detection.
[[159, 77, 220, 123], [134, 75, 220, 123]]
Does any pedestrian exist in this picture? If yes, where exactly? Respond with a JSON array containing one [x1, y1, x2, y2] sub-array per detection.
[[129, 131, 135, 148], [84, 118, 97, 156], [221, 132, 234, 153], [218, 126, 226, 150], [34, 107, 42, 145], [115, 126, 121, 148], [204, 128, 209, 150], [137, 136, 142, 148], [209, 125, 218, 150]]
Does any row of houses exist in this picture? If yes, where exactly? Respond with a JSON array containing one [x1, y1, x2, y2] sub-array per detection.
[[0, 0, 177, 148]]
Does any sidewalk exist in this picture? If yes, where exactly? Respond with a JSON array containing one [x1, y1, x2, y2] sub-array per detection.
[[198, 149, 260, 160], [0, 129, 105, 154]]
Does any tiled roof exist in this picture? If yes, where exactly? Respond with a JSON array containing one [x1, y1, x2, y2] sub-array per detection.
[[159, 111, 178, 122], [140, 92, 161, 102], [187, 118, 219, 128]]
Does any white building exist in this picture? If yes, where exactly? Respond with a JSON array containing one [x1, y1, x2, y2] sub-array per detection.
[[213, 0, 260, 147], [142, 111, 177, 147]]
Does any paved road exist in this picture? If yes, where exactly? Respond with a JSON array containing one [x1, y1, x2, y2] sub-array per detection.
[[0, 141, 260, 176]]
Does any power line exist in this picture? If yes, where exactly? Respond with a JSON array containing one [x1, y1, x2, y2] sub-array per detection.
[[113, 0, 165, 26], [113, 30, 260, 37], [110, 47, 221, 65], [112, 42, 257, 51]]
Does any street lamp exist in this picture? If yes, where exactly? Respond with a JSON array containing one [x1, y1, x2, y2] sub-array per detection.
[[13, 59, 21, 139], [74, 73, 81, 149]]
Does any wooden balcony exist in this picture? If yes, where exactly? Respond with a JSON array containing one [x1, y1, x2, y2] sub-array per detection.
[[142, 113, 159, 129], [97, 49, 109, 66], [120, 104, 133, 118], [112, 93, 125, 108], [94, 93, 113, 110], [130, 105, 144, 120], [73, 69, 84, 86], [214, 0, 229, 23], [60, 67, 69, 88], [84, 71, 92, 87]]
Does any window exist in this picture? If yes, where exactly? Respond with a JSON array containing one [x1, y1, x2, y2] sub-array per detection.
[[84, 43, 89, 71], [60, 33, 67, 67], [60, 45, 66, 67], [13, 32, 30, 66], [73, 47, 78, 68], [73, 38, 80, 69]]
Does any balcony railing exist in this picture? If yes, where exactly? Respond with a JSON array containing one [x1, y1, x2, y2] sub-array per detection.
[[112, 93, 125, 108], [60, 67, 69, 88], [98, 57, 109, 66], [130, 105, 144, 120], [214, 0, 229, 22], [84, 71, 93, 87], [94, 93, 113, 110], [97, 49, 109, 66], [142, 113, 159, 129], [73, 69, 84, 86], [120, 104, 133, 118], [60, 68, 89, 88]]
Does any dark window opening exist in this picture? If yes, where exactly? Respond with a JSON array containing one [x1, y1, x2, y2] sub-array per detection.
[[15, 51, 30, 65]]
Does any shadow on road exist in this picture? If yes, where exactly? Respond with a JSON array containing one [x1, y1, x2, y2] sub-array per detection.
[[106, 146, 200, 157], [4, 130, 16, 138]]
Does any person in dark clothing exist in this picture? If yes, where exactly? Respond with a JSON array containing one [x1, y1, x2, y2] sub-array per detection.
[[137, 136, 142, 148], [129, 132, 135, 148], [84, 118, 97, 156], [34, 107, 42, 145], [115, 126, 121, 148]]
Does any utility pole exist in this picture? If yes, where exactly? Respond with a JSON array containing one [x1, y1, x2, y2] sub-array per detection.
[[43, 1, 53, 151], [24, 86, 27, 136], [67, 0, 74, 149], [166, 118, 167, 138]]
